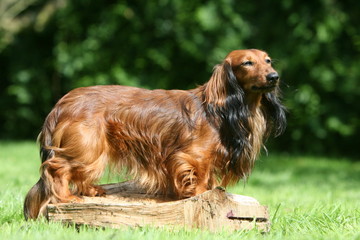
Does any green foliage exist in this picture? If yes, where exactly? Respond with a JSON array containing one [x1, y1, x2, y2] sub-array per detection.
[[0, 0, 359, 156], [1, 142, 360, 239]]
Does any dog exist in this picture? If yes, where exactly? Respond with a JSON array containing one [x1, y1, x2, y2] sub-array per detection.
[[24, 49, 286, 219]]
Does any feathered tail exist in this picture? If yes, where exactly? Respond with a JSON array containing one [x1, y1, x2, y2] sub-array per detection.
[[23, 108, 58, 220], [23, 178, 51, 220]]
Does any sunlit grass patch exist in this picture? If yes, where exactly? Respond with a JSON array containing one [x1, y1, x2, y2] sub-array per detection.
[[1, 141, 359, 240]]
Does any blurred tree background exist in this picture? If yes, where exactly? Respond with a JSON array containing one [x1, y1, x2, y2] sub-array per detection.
[[0, 0, 359, 157]]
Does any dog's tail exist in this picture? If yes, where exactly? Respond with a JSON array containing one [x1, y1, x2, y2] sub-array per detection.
[[23, 178, 51, 220], [24, 108, 59, 220]]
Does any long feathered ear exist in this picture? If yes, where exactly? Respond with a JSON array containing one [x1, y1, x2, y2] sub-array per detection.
[[204, 60, 243, 106], [263, 89, 287, 137], [205, 60, 251, 178], [204, 63, 228, 106]]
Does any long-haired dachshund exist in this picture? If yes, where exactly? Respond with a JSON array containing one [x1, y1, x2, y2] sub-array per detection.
[[24, 49, 286, 219]]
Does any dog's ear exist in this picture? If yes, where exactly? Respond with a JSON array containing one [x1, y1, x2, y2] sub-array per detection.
[[205, 60, 249, 178], [204, 63, 227, 106], [222, 60, 240, 94], [204, 60, 239, 106], [263, 91, 287, 137]]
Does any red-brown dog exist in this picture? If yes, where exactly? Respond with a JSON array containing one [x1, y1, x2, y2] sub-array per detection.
[[24, 49, 286, 219]]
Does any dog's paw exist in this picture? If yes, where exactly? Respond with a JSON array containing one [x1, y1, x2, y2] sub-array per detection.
[[66, 195, 84, 203], [83, 185, 106, 197]]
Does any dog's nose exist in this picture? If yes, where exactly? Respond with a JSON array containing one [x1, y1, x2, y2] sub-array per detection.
[[266, 72, 279, 83]]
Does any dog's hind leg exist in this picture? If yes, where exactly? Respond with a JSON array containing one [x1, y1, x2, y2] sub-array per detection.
[[41, 156, 82, 203], [70, 152, 109, 198], [46, 121, 109, 201]]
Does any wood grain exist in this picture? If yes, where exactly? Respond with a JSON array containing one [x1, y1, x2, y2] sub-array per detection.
[[47, 181, 270, 232]]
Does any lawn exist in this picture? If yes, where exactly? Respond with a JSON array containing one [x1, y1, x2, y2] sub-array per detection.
[[0, 141, 359, 240]]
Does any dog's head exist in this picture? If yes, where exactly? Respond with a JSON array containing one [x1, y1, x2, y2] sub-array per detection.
[[225, 49, 279, 93], [205, 48, 286, 135]]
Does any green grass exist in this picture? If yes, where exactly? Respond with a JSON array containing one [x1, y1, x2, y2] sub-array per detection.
[[1, 141, 360, 239]]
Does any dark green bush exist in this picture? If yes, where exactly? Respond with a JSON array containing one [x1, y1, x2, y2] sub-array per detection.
[[0, 0, 359, 156]]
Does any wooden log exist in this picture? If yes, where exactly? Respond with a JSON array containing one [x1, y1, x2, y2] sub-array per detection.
[[46, 181, 270, 232]]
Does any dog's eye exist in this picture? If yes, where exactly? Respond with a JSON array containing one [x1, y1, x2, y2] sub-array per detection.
[[265, 59, 272, 64], [241, 61, 254, 66]]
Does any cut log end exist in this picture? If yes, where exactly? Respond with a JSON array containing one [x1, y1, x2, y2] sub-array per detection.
[[46, 181, 270, 232]]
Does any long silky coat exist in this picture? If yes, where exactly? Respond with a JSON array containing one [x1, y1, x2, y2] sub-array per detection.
[[24, 49, 286, 219]]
